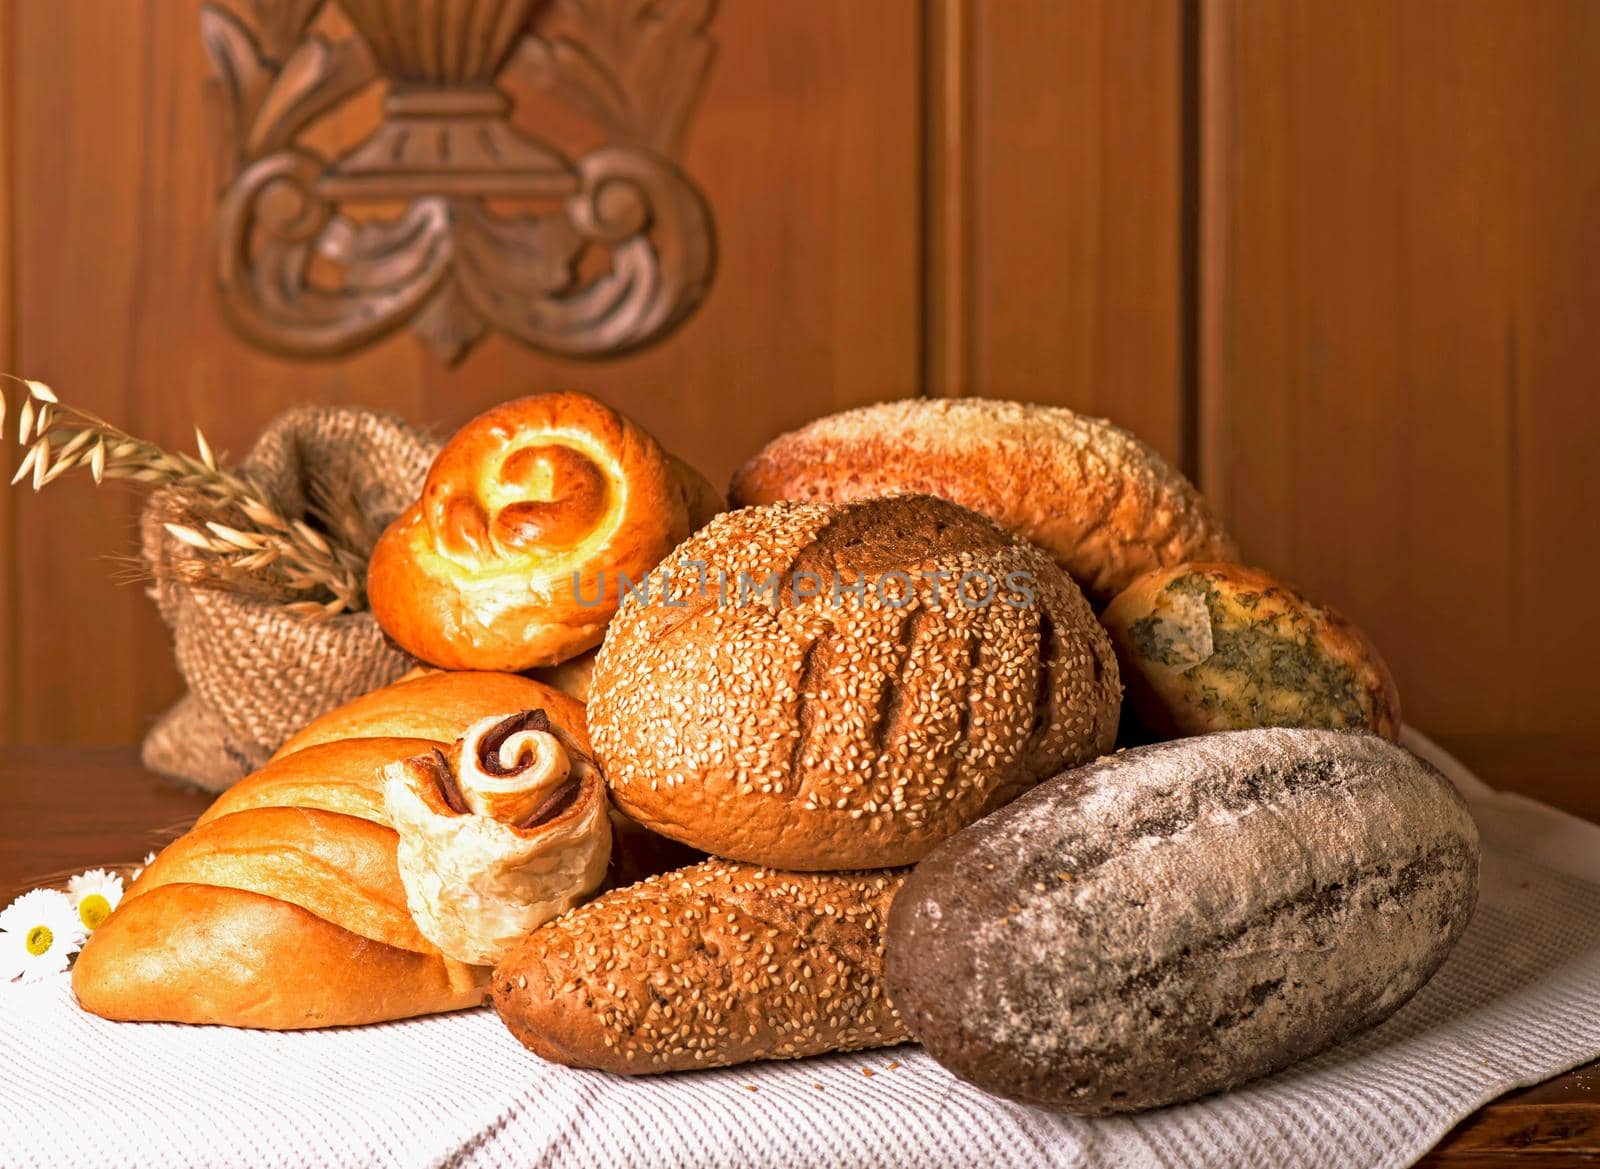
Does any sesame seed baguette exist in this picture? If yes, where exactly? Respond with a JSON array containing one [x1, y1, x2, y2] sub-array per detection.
[[730, 397, 1237, 605], [493, 859, 909, 1074]]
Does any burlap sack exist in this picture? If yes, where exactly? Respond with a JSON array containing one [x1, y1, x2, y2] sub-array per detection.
[[140, 406, 440, 791]]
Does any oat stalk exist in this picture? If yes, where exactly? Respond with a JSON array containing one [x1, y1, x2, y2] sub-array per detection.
[[2, 377, 374, 619]]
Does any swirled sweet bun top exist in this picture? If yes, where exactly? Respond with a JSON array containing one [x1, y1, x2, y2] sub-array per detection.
[[730, 397, 1237, 605], [383, 711, 612, 966], [368, 392, 723, 671], [1101, 562, 1402, 741], [589, 494, 1122, 870]]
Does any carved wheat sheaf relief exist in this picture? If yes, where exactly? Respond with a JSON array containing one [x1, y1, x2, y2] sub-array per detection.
[[202, 0, 717, 365]]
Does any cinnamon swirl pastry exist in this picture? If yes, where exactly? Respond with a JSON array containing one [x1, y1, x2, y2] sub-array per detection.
[[383, 711, 612, 966], [367, 392, 723, 671]]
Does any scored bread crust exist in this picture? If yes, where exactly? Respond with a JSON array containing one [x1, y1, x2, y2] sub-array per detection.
[[729, 397, 1237, 605], [589, 494, 1121, 870], [492, 859, 908, 1074], [271, 671, 588, 761]]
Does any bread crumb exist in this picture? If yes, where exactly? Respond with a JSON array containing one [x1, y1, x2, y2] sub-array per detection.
[[862, 1068, 875, 1078], [887, 1060, 901, 1070], [744, 1085, 758, 1092]]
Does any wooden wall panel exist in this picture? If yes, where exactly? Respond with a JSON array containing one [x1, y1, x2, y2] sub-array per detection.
[[6, 0, 922, 744], [951, 0, 1189, 466], [1200, 0, 1600, 809], [0, 0, 16, 742]]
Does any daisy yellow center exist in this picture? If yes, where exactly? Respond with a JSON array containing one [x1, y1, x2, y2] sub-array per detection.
[[78, 894, 112, 930], [25, 925, 52, 956]]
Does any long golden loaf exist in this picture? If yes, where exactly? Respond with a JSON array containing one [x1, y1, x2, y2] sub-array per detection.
[[493, 860, 909, 1073], [730, 397, 1237, 605], [76, 671, 603, 1029], [200, 737, 440, 826], [74, 886, 484, 1030], [272, 671, 587, 760], [73, 749, 490, 1029]]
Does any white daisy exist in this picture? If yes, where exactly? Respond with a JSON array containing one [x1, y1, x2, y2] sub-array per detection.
[[67, 868, 125, 932], [129, 851, 157, 882], [0, 889, 86, 982]]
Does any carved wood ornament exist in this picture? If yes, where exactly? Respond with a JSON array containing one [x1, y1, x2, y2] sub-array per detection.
[[202, 0, 716, 365]]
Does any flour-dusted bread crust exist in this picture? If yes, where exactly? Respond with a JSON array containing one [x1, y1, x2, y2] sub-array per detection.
[[730, 397, 1236, 605], [1102, 562, 1401, 741], [589, 494, 1121, 870], [886, 729, 1480, 1113], [493, 860, 908, 1073]]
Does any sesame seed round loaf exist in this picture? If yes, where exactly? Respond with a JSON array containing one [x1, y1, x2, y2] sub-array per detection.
[[588, 494, 1122, 870], [492, 859, 908, 1074], [729, 397, 1237, 605], [885, 729, 1480, 1114]]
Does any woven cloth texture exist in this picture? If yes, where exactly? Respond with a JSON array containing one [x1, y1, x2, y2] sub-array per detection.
[[4, 732, 1598, 1169], [139, 406, 438, 791]]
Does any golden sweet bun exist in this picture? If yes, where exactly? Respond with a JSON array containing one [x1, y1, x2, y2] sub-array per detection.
[[493, 860, 908, 1073], [729, 397, 1237, 605], [1101, 562, 1402, 741], [271, 670, 587, 761], [589, 494, 1122, 870], [368, 391, 723, 671]]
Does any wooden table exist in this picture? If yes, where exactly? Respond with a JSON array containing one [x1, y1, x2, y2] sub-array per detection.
[[2, 746, 1596, 1165]]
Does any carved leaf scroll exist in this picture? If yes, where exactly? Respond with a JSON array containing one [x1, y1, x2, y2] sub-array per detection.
[[519, 0, 716, 154], [205, 0, 717, 366]]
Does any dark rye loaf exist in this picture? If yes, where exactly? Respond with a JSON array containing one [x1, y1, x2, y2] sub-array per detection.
[[885, 729, 1480, 1114]]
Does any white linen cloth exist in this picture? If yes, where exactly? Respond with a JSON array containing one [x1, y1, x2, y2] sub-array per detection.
[[3, 730, 1598, 1169]]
